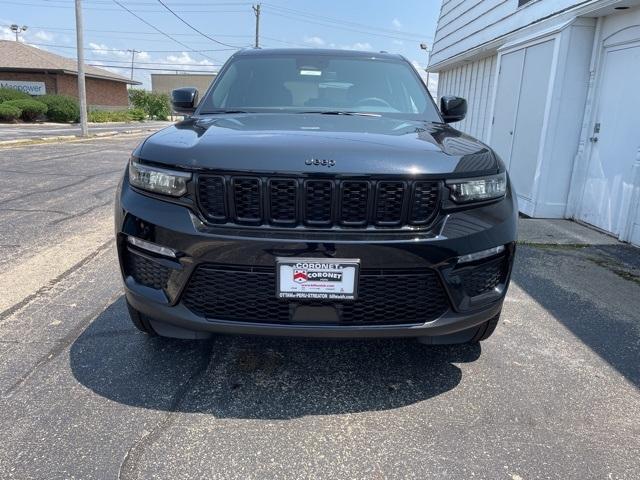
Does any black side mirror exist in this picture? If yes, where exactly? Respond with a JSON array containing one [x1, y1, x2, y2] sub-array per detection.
[[171, 87, 199, 115], [440, 96, 467, 123]]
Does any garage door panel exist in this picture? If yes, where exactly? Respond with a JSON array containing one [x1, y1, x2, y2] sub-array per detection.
[[491, 50, 524, 167], [509, 40, 554, 201]]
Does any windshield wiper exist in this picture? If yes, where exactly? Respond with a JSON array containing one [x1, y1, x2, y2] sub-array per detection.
[[201, 109, 250, 114], [298, 111, 381, 117]]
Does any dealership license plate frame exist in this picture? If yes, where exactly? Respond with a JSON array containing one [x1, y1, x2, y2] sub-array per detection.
[[276, 257, 360, 301]]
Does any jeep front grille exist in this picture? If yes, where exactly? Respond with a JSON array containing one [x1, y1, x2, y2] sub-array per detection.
[[197, 175, 440, 229]]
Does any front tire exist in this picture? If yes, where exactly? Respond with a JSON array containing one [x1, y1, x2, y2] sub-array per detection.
[[417, 309, 502, 345], [126, 300, 158, 336], [467, 311, 501, 343]]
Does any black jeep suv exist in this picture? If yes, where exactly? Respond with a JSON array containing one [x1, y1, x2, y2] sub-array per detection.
[[115, 49, 517, 343]]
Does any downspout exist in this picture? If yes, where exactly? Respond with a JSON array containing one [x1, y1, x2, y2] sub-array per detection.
[[565, 16, 603, 219]]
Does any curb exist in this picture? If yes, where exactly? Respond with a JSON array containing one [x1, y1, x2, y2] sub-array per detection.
[[0, 128, 155, 147]]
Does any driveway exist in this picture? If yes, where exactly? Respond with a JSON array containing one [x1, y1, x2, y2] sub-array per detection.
[[0, 136, 638, 479], [0, 120, 173, 141]]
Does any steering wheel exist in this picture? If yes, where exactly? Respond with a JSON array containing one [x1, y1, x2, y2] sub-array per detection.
[[355, 97, 392, 108]]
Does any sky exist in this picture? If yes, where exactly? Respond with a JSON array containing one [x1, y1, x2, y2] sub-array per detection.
[[1, 0, 441, 92]]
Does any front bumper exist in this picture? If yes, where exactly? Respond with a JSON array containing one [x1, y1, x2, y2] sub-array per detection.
[[115, 175, 518, 339]]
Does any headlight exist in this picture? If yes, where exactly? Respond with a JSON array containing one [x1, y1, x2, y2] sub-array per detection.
[[446, 172, 507, 203], [129, 160, 191, 197]]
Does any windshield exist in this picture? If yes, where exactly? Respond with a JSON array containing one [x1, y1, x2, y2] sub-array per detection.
[[199, 53, 440, 121]]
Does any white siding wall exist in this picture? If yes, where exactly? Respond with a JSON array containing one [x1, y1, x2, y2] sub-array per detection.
[[436, 55, 497, 142], [431, 0, 596, 66]]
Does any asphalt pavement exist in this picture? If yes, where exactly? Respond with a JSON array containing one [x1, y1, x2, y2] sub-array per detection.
[[0, 121, 172, 141], [0, 135, 638, 479]]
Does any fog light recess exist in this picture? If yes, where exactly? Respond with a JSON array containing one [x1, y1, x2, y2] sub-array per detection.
[[127, 236, 177, 258], [457, 245, 505, 264]]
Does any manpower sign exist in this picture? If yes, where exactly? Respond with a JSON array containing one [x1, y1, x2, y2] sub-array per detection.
[[0, 80, 46, 95]]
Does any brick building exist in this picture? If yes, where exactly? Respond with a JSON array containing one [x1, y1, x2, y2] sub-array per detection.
[[0, 40, 139, 109]]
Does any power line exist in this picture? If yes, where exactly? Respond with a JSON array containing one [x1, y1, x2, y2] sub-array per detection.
[[88, 63, 218, 73], [86, 58, 221, 66], [111, 0, 221, 63], [8, 0, 252, 12], [0, 25, 258, 40], [156, 0, 243, 49], [48, 0, 252, 5], [263, 3, 428, 39], [262, 6, 433, 43], [260, 35, 304, 47], [5, 24, 256, 38], [28, 42, 236, 53]]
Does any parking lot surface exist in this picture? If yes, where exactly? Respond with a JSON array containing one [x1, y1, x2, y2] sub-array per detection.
[[0, 136, 638, 479], [0, 121, 172, 141]]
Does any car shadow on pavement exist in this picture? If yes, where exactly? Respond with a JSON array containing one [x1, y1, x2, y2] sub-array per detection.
[[70, 296, 479, 419], [513, 245, 640, 388]]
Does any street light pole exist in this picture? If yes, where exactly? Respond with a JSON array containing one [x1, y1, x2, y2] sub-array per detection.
[[420, 43, 432, 97], [75, 0, 88, 137], [10, 24, 28, 42]]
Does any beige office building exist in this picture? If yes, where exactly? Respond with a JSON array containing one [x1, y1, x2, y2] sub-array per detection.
[[151, 73, 217, 96]]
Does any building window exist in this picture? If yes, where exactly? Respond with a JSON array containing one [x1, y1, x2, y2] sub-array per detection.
[[518, 0, 534, 6]]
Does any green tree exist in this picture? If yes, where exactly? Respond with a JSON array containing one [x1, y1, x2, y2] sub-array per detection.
[[128, 89, 170, 120]]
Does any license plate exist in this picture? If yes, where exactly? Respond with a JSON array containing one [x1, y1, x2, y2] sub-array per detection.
[[276, 258, 359, 301]]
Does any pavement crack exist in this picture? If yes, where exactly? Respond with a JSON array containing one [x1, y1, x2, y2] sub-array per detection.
[[117, 340, 214, 480], [0, 207, 70, 215], [0, 170, 121, 207], [7, 147, 111, 165], [0, 168, 90, 177], [49, 199, 113, 226]]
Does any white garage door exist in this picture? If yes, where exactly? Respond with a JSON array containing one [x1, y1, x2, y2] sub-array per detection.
[[491, 40, 554, 206], [578, 39, 640, 246]]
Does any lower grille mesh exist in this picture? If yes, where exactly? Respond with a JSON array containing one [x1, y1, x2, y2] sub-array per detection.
[[182, 265, 449, 325], [124, 250, 170, 290], [459, 256, 507, 297]]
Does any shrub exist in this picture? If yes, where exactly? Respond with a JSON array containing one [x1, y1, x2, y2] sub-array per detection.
[[0, 103, 22, 122], [129, 89, 170, 120], [128, 108, 147, 121], [0, 87, 31, 103], [88, 109, 132, 122], [3, 99, 48, 121], [39, 94, 80, 123]]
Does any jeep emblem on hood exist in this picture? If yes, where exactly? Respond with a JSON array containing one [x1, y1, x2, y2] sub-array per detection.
[[306, 158, 336, 168]]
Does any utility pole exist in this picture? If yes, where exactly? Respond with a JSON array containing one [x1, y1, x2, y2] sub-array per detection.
[[75, 0, 88, 136], [252, 3, 261, 48], [127, 49, 140, 81]]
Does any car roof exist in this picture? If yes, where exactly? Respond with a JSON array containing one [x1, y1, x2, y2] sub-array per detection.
[[234, 48, 405, 61]]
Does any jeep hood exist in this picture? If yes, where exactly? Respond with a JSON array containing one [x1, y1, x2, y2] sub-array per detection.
[[137, 113, 498, 176]]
